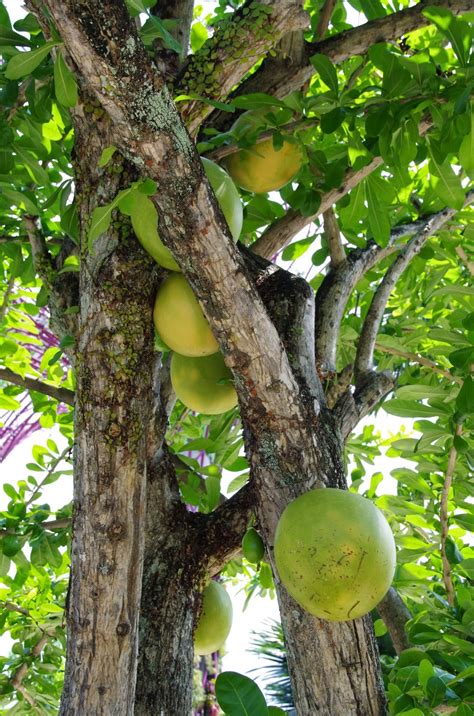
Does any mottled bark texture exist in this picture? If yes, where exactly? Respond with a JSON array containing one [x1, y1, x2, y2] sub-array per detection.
[[59, 110, 158, 714]]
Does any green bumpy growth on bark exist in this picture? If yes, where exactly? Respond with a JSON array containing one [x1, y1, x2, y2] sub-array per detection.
[[179, 3, 274, 98]]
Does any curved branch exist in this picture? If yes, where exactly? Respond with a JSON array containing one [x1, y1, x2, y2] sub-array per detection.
[[198, 483, 255, 577], [0, 367, 75, 406], [355, 190, 474, 381], [324, 207, 345, 268], [377, 587, 411, 655], [333, 371, 395, 440], [209, 0, 472, 125]]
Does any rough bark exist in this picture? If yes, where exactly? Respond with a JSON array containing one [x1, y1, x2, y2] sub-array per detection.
[[58, 110, 157, 714], [135, 449, 203, 715]]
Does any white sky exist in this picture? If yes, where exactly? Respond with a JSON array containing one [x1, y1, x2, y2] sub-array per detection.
[[1, 0, 408, 704]]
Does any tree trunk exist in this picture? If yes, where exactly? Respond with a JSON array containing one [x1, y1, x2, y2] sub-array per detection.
[[135, 449, 205, 715], [59, 115, 157, 714]]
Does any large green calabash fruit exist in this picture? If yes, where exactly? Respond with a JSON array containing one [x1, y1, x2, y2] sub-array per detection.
[[170, 351, 237, 415], [274, 488, 396, 622], [153, 274, 218, 357], [194, 581, 233, 656]]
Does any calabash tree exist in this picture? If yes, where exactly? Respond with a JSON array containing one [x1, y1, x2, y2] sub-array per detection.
[[0, 0, 473, 714]]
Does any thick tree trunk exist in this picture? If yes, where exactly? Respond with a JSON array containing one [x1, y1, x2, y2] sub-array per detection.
[[135, 449, 205, 715], [59, 116, 157, 715]]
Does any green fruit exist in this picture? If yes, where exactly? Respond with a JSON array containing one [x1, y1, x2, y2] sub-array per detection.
[[242, 528, 265, 564], [194, 581, 233, 656], [170, 351, 237, 415], [224, 137, 303, 194], [274, 488, 396, 622], [153, 274, 218, 357], [141, 158, 242, 271], [202, 157, 243, 242]]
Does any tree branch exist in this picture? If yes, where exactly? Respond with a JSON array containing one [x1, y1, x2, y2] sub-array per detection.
[[252, 117, 433, 259], [315, 0, 338, 40], [199, 483, 255, 577], [324, 207, 345, 268], [210, 0, 472, 120], [0, 367, 75, 406], [355, 190, 474, 381], [333, 370, 395, 441], [176, 0, 308, 135], [440, 425, 462, 607], [373, 342, 463, 385], [455, 245, 474, 276], [376, 587, 411, 655]]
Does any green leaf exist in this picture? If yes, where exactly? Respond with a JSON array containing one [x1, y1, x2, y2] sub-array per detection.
[[139, 15, 182, 53], [453, 513, 474, 532], [428, 156, 465, 210], [281, 235, 315, 261], [423, 7, 471, 66], [5, 40, 57, 79], [310, 54, 338, 95], [2, 535, 21, 558], [215, 672, 268, 716], [0, 552, 10, 576], [359, 0, 386, 20], [383, 400, 445, 418], [0, 24, 33, 47], [426, 675, 446, 707], [88, 189, 131, 250], [231, 93, 286, 111], [459, 107, 474, 175], [30, 534, 62, 568], [54, 52, 78, 108], [366, 176, 390, 245], [98, 145, 118, 168], [456, 376, 474, 416]]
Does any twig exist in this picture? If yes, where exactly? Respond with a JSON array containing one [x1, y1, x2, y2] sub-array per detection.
[[25, 444, 73, 507], [315, 0, 337, 40], [354, 190, 474, 381], [11, 632, 54, 707], [0, 367, 75, 406], [323, 207, 345, 267], [440, 425, 462, 607], [374, 343, 463, 385], [334, 370, 395, 440], [23, 215, 56, 290], [0, 274, 15, 324]]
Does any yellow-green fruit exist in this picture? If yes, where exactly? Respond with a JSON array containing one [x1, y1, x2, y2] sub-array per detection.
[[144, 158, 242, 272], [225, 138, 303, 194], [242, 528, 265, 564], [274, 488, 396, 622], [194, 581, 233, 656], [170, 352, 237, 415], [153, 274, 218, 357]]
